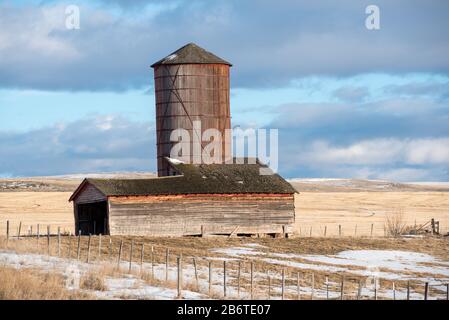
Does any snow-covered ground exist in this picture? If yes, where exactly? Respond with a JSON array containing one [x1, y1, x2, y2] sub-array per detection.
[[1, 244, 448, 300]]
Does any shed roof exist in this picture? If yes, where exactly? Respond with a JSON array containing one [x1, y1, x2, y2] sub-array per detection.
[[69, 159, 295, 201], [151, 43, 232, 67]]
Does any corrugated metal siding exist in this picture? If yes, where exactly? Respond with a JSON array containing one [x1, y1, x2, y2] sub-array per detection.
[[154, 64, 231, 176]]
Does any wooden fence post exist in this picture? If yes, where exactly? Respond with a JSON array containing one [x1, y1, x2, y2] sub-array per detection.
[[57, 227, 61, 257], [392, 282, 396, 300], [6, 220, 9, 245], [140, 243, 144, 274], [165, 248, 170, 282], [340, 276, 344, 300], [374, 278, 378, 300], [47, 225, 50, 256], [325, 276, 329, 300], [357, 279, 362, 300], [129, 240, 133, 273], [208, 261, 212, 295], [109, 237, 112, 260], [17, 221, 22, 239], [324, 225, 327, 237], [117, 240, 123, 269], [297, 272, 301, 300], [370, 223, 374, 237], [424, 282, 429, 300], [30, 225, 33, 236], [339, 225, 342, 237], [250, 261, 254, 299], [237, 261, 241, 298], [68, 233, 72, 259], [309, 226, 312, 237], [98, 234, 102, 260], [281, 268, 285, 300], [177, 256, 182, 298], [86, 234, 92, 263], [446, 283, 448, 301], [193, 257, 199, 291], [151, 246, 154, 280], [407, 281, 410, 300], [77, 232, 81, 260], [354, 224, 357, 237], [223, 260, 227, 298], [37, 224, 40, 249]]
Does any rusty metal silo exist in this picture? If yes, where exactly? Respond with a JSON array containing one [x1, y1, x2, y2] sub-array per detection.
[[151, 43, 232, 176]]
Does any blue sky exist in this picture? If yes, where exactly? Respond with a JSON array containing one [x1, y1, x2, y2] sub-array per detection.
[[1, 0, 449, 181]]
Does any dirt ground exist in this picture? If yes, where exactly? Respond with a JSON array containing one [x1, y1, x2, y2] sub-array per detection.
[[0, 191, 448, 237]]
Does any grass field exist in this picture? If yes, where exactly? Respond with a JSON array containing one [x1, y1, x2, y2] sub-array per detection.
[[0, 190, 448, 237]]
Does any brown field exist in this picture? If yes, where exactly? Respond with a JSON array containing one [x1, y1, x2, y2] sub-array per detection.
[[0, 190, 448, 237]]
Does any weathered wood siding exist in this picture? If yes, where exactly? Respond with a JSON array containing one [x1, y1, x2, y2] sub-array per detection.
[[108, 194, 295, 236], [74, 184, 106, 204]]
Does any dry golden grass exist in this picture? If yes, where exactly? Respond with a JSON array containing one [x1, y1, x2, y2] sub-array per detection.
[[294, 192, 449, 237], [0, 266, 90, 300]]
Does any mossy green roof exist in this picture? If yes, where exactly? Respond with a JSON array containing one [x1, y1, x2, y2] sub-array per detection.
[[71, 160, 295, 200]]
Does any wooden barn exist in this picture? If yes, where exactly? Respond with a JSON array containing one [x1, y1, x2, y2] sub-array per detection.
[[69, 158, 297, 237]]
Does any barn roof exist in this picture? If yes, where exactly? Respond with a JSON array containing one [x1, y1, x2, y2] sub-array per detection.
[[151, 43, 232, 67], [69, 159, 295, 201]]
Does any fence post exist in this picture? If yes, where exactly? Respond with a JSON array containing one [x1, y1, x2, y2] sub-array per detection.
[[446, 283, 448, 301], [250, 261, 254, 299], [340, 276, 345, 300], [424, 282, 429, 300], [30, 225, 33, 236], [68, 232, 72, 259], [281, 268, 285, 300], [208, 261, 212, 295], [77, 232, 81, 260], [117, 240, 123, 269], [392, 282, 396, 300], [354, 224, 357, 237], [237, 261, 241, 298], [223, 260, 227, 298], [193, 257, 199, 291], [177, 256, 182, 298], [407, 281, 410, 300], [309, 227, 312, 237], [86, 234, 92, 263], [37, 224, 40, 249], [129, 240, 133, 273], [339, 225, 342, 237], [17, 221, 22, 239], [57, 227, 61, 257], [165, 248, 170, 282], [374, 278, 377, 300], [326, 276, 330, 300], [357, 279, 362, 300], [370, 223, 374, 237], [297, 272, 301, 300], [109, 237, 112, 260], [6, 220, 9, 245], [47, 225, 50, 256], [324, 225, 327, 237], [98, 234, 102, 260], [151, 245, 154, 280]]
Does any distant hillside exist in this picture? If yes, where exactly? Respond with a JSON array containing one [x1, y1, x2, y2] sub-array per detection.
[[288, 178, 449, 192]]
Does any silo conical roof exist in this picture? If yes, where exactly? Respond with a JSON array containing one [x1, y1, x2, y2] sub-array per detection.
[[151, 43, 232, 67]]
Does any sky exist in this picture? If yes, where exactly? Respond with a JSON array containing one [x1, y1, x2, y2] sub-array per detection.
[[1, 0, 449, 181]]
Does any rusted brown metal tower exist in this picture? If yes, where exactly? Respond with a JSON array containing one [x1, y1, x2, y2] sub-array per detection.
[[151, 43, 232, 176]]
